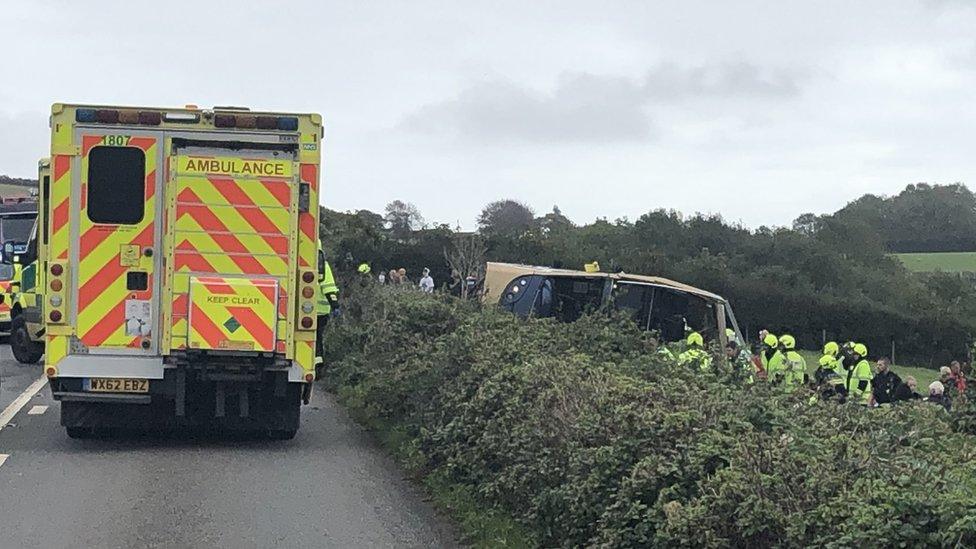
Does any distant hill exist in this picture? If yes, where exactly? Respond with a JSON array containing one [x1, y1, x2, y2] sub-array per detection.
[[0, 175, 37, 188]]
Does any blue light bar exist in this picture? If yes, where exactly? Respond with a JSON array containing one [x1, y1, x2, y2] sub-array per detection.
[[277, 117, 299, 131], [76, 109, 97, 122]]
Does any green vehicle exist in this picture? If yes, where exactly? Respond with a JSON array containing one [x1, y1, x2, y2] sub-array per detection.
[[4, 159, 48, 364]]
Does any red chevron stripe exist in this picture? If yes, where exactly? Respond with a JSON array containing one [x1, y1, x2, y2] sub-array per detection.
[[144, 169, 156, 201], [79, 226, 118, 259], [300, 163, 318, 191], [189, 302, 225, 349], [174, 249, 217, 272], [174, 194, 270, 275], [78, 253, 126, 309], [226, 306, 274, 349], [207, 177, 289, 253], [173, 293, 189, 313], [51, 199, 69, 233], [82, 135, 103, 156], [79, 300, 125, 347], [53, 155, 70, 181], [260, 178, 291, 207], [128, 136, 155, 151]]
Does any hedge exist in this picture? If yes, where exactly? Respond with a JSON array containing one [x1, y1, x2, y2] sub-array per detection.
[[324, 285, 976, 548]]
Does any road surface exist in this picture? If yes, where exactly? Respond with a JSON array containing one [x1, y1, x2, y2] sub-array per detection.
[[0, 344, 457, 549]]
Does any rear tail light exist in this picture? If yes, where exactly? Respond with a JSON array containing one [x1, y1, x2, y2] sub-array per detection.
[[304, 373, 315, 382], [302, 271, 315, 283], [300, 317, 313, 329], [302, 287, 314, 299], [45, 366, 57, 377], [49, 310, 62, 322], [51, 264, 63, 276], [50, 279, 63, 292]]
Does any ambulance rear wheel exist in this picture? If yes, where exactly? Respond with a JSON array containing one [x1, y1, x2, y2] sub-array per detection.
[[10, 316, 43, 365], [66, 427, 94, 439], [268, 428, 298, 440]]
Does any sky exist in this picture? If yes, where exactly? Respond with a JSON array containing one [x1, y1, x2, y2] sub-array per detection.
[[2, 0, 976, 229]]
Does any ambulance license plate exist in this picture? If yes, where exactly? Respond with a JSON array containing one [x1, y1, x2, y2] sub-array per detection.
[[85, 378, 149, 393]]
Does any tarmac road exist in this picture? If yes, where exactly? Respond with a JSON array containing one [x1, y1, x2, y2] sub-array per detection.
[[0, 344, 457, 549]]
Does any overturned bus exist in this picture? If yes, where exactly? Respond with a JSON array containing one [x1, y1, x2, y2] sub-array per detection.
[[484, 262, 743, 348]]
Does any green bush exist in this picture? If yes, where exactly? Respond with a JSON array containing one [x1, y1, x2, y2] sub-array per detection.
[[324, 287, 976, 548]]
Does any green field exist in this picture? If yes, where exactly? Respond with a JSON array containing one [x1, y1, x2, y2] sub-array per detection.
[[797, 350, 938, 388], [894, 251, 976, 273]]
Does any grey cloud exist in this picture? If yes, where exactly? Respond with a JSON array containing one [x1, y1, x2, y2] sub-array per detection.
[[402, 62, 802, 143], [401, 75, 652, 144], [644, 62, 801, 100]]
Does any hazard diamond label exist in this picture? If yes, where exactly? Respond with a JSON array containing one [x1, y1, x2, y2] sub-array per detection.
[[224, 316, 241, 333]]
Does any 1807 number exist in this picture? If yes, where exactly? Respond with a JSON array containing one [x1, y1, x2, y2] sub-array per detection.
[[103, 135, 131, 146]]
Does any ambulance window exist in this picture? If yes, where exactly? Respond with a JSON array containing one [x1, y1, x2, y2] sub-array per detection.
[[87, 146, 145, 225]]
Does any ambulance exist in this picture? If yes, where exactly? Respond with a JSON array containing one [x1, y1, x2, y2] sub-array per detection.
[[38, 103, 323, 438]]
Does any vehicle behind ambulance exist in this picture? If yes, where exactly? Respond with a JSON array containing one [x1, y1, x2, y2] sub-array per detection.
[[43, 103, 322, 438]]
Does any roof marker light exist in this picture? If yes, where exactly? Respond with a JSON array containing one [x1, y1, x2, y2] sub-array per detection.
[[277, 117, 299, 131], [96, 110, 120, 124], [76, 109, 97, 123], [214, 114, 236, 128], [118, 110, 139, 124], [139, 111, 162, 125], [256, 116, 277, 129], [162, 112, 199, 123], [236, 115, 257, 129]]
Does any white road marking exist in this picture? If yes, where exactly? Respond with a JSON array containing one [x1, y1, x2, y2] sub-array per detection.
[[0, 375, 49, 431], [0, 454, 8, 468], [27, 405, 48, 415]]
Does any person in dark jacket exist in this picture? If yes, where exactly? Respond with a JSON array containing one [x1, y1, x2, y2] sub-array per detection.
[[892, 375, 921, 402], [871, 357, 901, 405]]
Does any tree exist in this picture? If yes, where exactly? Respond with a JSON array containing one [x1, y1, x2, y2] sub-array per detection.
[[384, 200, 424, 240], [444, 233, 487, 298], [537, 205, 574, 236], [477, 199, 535, 237]]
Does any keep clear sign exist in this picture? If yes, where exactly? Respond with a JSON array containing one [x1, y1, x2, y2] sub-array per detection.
[[125, 300, 152, 336]]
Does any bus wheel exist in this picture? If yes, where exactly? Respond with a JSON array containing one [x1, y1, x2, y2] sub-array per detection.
[[10, 316, 43, 365]]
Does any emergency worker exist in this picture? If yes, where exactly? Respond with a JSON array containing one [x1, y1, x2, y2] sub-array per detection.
[[357, 263, 372, 276], [316, 245, 340, 366], [816, 341, 839, 385], [678, 332, 711, 370], [778, 334, 807, 391], [845, 343, 873, 405], [763, 333, 785, 384]]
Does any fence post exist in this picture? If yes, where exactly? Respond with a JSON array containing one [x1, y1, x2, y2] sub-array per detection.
[[891, 340, 896, 365]]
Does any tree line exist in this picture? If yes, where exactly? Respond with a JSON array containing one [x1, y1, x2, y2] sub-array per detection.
[[321, 187, 976, 366]]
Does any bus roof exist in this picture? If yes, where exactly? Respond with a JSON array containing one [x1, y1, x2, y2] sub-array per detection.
[[484, 262, 727, 304]]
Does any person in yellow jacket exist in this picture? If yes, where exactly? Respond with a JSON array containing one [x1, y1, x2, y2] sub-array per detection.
[[762, 333, 785, 383], [316, 244, 340, 366], [678, 332, 711, 370], [778, 334, 807, 392], [845, 343, 873, 405]]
